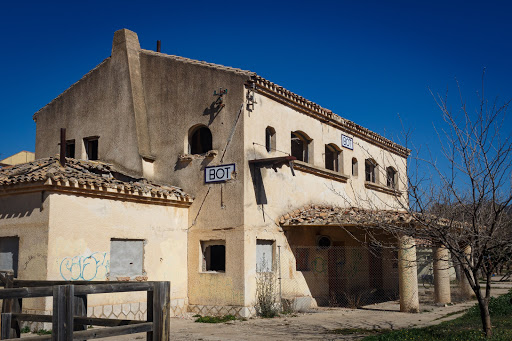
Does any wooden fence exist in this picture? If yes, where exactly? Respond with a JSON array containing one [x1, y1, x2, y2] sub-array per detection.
[[0, 272, 170, 340]]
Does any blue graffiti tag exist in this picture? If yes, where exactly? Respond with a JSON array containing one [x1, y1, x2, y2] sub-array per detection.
[[60, 252, 110, 281]]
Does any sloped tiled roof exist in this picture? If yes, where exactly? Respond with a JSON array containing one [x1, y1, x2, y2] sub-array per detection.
[[278, 205, 413, 226], [141, 49, 255, 76], [0, 157, 192, 203]]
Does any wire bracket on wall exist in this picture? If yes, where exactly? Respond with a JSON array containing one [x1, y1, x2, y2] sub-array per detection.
[[213, 88, 228, 107], [246, 83, 257, 112]]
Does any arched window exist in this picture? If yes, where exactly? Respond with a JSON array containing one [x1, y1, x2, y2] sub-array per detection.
[[291, 131, 312, 162], [352, 158, 358, 176], [365, 159, 377, 183], [325, 143, 342, 172], [265, 126, 276, 153], [386, 167, 398, 189], [189, 125, 212, 154]]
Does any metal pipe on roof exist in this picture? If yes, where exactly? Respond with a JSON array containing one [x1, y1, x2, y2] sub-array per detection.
[[60, 128, 66, 167]]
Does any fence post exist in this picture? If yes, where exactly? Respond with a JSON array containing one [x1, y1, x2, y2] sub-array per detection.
[[73, 295, 87, 331], [146, 285, 154, 341], [1, 272, 20, 338], [52, 285, 74, 341], [0, 313, 12, 339], [151, 282, 170, 341]]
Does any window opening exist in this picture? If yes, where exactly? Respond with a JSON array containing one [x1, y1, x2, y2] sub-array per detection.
[[0, 237, 19, 277], [84, 137, 99, 161], [65, 140, 75, 158], [201, 241, 225, 272], [325, 144, 341, 172], [256, 240, 274, 272], [387, 167, 398, 189], [189, 126, 213, 154], [317, 236, 332, 249], [352, 158, 358, 176], [295, 248, 310, 271], [291, 131, 311, 162], [365, 159, 377, 183], [109, 239, 144, 279], [265, 127, 276, 153]]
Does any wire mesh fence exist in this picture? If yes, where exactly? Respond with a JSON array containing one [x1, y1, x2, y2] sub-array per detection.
[[277, 245, 470, 311], [279, 245, 400, 309]]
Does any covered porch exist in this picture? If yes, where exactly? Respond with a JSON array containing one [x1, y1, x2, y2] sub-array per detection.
[[277, 205, 455, 313]]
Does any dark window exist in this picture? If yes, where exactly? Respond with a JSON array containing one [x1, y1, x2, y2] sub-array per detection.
[[265, 127, 276, 153], [110, 239, 144, 279], [291, 131, 311, 162], [325, 144, 341, 172], [365, 159, 377, 183], [295, 248, 310, 271], [352, 158, 358, 176], [189, 126, 213, 154], [0, 237, 19, 277], [387, 167, 397, 189], [317, 236, 331, 249], [65, 140, 75, 158], [202, 241, 225, 272], [84, 137, 99, 160]]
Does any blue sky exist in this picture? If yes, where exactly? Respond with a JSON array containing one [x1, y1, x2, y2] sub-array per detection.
[[1, 0, 511, 166]]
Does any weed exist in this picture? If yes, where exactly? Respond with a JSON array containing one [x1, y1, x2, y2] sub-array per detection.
[[255, 258, 279, 318], [20, 326, 30, 333]]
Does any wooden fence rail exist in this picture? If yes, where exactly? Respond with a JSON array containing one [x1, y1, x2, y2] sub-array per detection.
[[0, 272, 170, 341]]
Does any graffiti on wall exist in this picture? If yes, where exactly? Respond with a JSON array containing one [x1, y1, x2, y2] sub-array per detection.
[[60, 252, 110, 281]]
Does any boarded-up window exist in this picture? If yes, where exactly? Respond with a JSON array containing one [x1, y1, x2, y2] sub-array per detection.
[[201, 241, 225, 272], [110, 239, 144, 279], [256, 240, 274, 272], [0, 237, 19, 277], [295, 248, 309, 271]]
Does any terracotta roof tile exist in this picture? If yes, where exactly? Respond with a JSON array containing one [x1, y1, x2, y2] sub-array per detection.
[[279, 205, 413, 226], [0, 157, 192, 202]]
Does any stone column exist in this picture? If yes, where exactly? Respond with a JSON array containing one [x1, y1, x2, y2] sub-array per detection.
[[398, 235, 419, 313], [433, 245, 451, 304], [459, 245, 474, 299]]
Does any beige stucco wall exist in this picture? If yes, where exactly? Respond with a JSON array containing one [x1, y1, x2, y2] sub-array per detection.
[[0, 191, 50, 311], [35, 34, 144, 174], [44, 192, 188, 313], [0, 151, 35, 166], [241, 90, 407, 306]]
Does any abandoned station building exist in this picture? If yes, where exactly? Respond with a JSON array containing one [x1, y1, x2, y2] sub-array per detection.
[[0, 29, 434, 320]]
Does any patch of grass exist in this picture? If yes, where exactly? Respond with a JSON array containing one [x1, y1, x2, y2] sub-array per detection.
[[20, 326, 30, 333], [35, 329, 52, 335], [433, 309, 468, 321], [194, 314, 238, 323], [362, 290, 512, 340]]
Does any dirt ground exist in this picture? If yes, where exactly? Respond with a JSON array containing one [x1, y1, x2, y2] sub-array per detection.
[[22, 283, 512, 340]]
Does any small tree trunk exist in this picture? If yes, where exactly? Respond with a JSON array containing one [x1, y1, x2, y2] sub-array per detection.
[[477, 297, 492, 338]]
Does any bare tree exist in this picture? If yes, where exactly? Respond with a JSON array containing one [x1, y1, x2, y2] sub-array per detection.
[[341, 77, 512, 337]]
